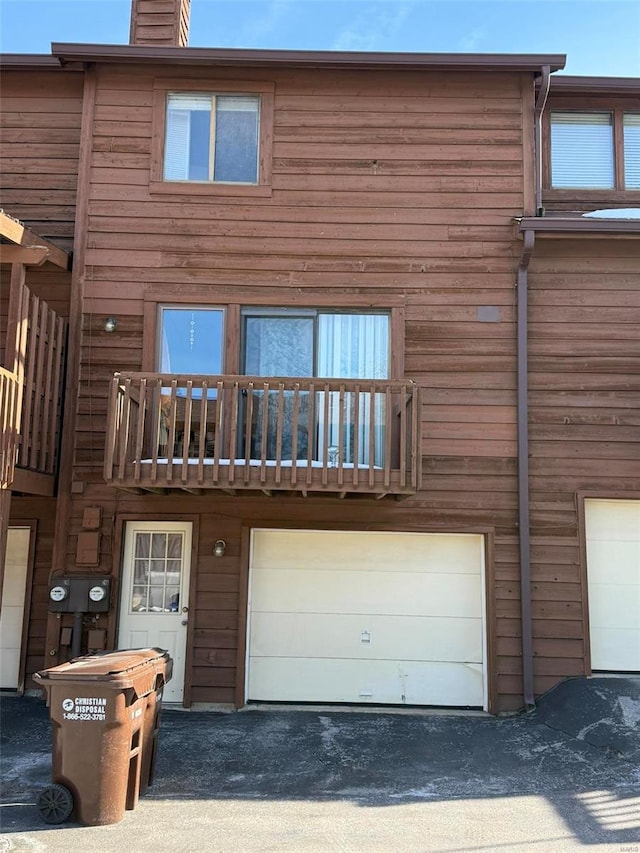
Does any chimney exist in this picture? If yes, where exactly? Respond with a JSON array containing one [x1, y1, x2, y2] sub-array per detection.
[[130, 0, 190, 47]]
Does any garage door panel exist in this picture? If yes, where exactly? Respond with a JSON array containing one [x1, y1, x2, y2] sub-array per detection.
[[586, 499, 640, 674], [585, 501, 640, 541], [251, 568, 482, 619], [590, 628, 640, 671], [587, 542, 640, 585], [251, 530, 482, 574], [247, 529, 486, 708], [250, 612, 483, 663], [589, 584, 640, 629], [249, 657, 484, 706]]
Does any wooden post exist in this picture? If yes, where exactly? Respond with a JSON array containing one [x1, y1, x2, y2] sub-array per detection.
[[0, 263, 28, 603]]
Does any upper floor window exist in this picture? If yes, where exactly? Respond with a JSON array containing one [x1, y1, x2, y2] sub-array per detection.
[[550, 109, 640, 191], [551, 111, 614, 189], [624, 113, 640, 189], [150, 79, 274, 196], [164, 93, 260, 184]]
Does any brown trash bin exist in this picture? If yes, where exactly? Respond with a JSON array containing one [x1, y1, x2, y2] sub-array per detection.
[[34, 648, 172, 826]]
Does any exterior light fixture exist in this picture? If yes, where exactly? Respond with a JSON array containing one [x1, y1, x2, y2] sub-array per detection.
[[104, 317, 117, 332], [213, 539, 226, 557]]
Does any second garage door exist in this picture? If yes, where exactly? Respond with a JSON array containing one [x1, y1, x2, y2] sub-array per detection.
[[586, 499, 640, 672], [247, 529, 486, 708]]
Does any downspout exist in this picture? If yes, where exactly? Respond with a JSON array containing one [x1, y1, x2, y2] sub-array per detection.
[[517, 228, 535, 709], [534, 65, 551, 216]]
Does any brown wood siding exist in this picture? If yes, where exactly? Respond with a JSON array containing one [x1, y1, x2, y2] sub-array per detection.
[[528, 238, 640, 696], [0, 70, 83, 247], [60, 64, 535, 711]]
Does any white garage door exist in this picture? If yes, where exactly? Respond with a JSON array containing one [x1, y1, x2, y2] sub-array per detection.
[[586, 499, 640, 672], [0, 527, 31, 689], [247, 529, 486, 708]]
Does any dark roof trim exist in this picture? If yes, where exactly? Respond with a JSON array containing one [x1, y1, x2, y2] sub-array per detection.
[[51, 43, 566, 72], [550, 75, 640, 94], [0, 54, 64, 69], [518, 216, 640, 235]]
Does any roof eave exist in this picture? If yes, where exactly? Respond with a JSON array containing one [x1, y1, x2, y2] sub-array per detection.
[[0, 54, 64, 69], [549, 75, 640, 95], [518, 216, 640, 236], [50, 43, 566, 72]]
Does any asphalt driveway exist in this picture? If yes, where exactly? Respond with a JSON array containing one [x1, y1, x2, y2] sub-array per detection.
[[1, 676, 638, 852]]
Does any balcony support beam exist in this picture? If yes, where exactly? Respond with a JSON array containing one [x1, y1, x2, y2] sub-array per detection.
[[0, 211, 71, 270]]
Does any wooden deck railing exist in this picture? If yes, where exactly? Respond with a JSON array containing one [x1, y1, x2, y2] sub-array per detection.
[[105, 373, 421, 497], [0, 367, 20, 488], [15, 291, 67, 477]]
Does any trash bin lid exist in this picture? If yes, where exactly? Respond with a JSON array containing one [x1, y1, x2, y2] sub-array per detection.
[[35, 648, 172, 694]]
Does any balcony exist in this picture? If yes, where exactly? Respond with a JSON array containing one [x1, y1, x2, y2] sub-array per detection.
[[105, 373, 421, 498]]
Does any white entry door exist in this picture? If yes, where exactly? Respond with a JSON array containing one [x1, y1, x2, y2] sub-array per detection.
[[0, 527, 31, 689], [247, 529, 487, 708], [118, 521, 192, 702], [586, 499, 640, 672]]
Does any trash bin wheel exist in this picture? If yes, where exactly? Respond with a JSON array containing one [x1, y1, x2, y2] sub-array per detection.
[[37, 783, 74, 824]]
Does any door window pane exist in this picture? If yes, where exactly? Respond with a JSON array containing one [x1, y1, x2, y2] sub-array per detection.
[[129, 531, 184, 614], [245, 316, 314, 376]]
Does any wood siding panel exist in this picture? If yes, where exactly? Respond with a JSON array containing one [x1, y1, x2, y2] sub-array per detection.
[[0, 71, 83, 245], [528, 239, 640, 695]]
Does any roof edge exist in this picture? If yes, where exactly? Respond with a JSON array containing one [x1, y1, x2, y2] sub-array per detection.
[[550, 75, 640, 94], [519, 216, 640, 235], [0, 54, 64, 69], [50, 42, 566, 72]]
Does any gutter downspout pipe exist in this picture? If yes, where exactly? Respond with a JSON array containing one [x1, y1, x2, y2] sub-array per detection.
[[534, 65, 551, 216], [517, 228, 536, 709]]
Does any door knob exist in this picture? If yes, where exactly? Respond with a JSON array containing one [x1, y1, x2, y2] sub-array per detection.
[[182, 606, 189, 613]]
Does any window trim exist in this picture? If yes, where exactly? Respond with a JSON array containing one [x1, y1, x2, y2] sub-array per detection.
[[143, 291, 405, 380], [150, 78, 274, 197], [544, 97, 640, 199]]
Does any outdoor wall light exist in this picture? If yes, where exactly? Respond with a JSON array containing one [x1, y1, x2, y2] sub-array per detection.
[[104, 317, 118, 333], [213, 539, 226, 557]]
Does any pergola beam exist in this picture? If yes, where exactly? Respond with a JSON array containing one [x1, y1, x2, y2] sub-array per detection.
[[0, 245, 50, 266], [0, 210, 71, 270]]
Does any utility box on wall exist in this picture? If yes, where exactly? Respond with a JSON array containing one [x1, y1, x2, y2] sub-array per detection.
[[48, 577, 111, 614]]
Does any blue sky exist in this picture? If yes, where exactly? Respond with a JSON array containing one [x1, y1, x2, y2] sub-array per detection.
[[1, 0, 639, 77]]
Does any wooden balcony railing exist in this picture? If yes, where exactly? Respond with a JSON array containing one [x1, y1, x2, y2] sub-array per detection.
[[105, 373, 422, 497], [1, 282, 67, 491], [0, 366, 20, 488], [15, 291, 67, 478]]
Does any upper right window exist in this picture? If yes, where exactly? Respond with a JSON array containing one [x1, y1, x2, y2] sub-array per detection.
[[550, 111, 614, 189], [623, 113, 640, 189], [550, 109, 640, 191]]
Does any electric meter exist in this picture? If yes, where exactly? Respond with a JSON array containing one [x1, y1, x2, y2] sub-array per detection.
[[49, 586, 68, 603]]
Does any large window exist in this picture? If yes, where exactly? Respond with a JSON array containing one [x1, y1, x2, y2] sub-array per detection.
[[550, 109, 640, 191], [242, 309, 390, 465], [164, 93, 260, 184]]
